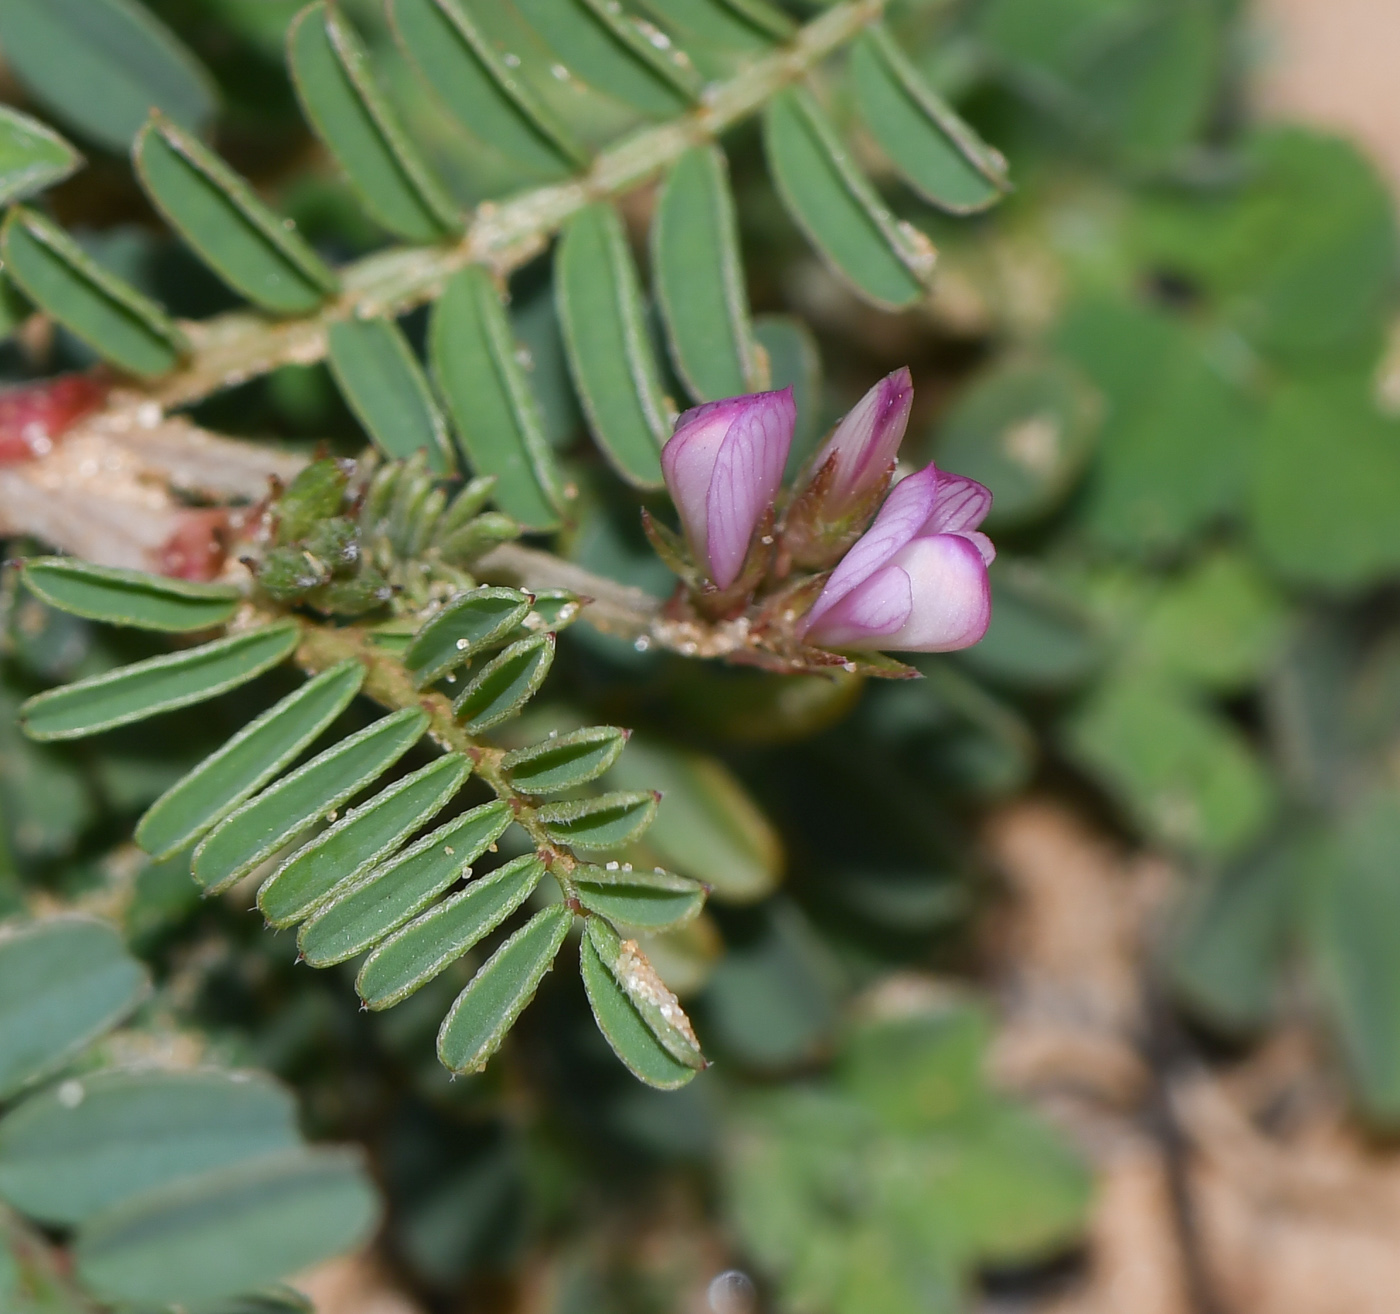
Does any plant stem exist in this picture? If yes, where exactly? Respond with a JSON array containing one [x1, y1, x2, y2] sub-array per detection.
[[151, 0, 887, 411]]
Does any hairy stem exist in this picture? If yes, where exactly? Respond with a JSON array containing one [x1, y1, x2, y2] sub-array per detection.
[[150, 0, 887, 411]]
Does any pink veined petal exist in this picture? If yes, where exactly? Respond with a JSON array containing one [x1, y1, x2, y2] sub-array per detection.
[[802, 462, 940, 630], [925, 471, 992, 536], [803, 564, 913, 650], [660, 406, 734, 561], [704, 388, 795, 587], [810, 367, 913, 501], [880, 533, 992, 652]]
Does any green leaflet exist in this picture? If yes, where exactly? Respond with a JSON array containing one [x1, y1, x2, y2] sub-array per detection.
[[73, 1147, 380, 1308], [513, 0, 699, 117], [405, 586, 532, 687], [849, 26, 1010, 216], [1064, 670, 1275, 860], [192, 708, 428, 893], [502, 725, 629, 795], [763, 87, 934, 310], [287, 2, 460, 243], [257, 754, 471, 927], [453, 633, 555, 732], [0, 1069, 300, 1226], [521, 589, 585, 634], [389, 0, 584, 179], [0, 918, 149, 1100], [0, 106, 82, 205], [584, 916, 705, 1071], [136, 661, 366, 861], [536, 790, 658, 851], [579, 922, 698, 1089], [21, 557, 239, 632], [356, 854, 545, 1009], [933, 357, 1101, 530], [327, 318, 455, 473], [134, 116, 338, 316], [556, 202, 670, 487], [633, 0, 793, 49], [0, 0, 215, 153], [298, 800, 514, 967], [652, 146, 763, 401], [20, 622, 298, 743], [430, 266, 567, 531], [1, 207, 187, 378], [755, 313, 822, 475], [1304, 794, 1400, 1121], [605, 737, 781, 901], [436, 903, 572, 1073], [574, 862, 704, 931]]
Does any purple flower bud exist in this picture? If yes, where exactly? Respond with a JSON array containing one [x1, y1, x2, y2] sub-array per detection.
[[782, 368, 913, 570], [800, 462, 995, 652], [661, 387, 796, 589], [808, 367, 913, 511]]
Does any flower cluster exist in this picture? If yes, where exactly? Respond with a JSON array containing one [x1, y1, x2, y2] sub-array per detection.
[[657, 372, 994, 654]]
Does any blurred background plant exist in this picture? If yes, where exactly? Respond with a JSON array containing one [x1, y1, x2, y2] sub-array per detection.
[[1, 0, 1399, 1311]]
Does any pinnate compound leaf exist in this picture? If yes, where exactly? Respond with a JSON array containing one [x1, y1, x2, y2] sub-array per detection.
[[763, 87, 934, 310], [453, 633, 555, 732], [406, 586, 532, 687], [327, 318, 455, 473], [0, 0, 216, 153], [537, 790, 658, 851], [0, 106, 82, 205], [574, 862, 704, 931], [137, 660, 365, 861], [653, 146, 763, 402], [556, 202, 670, 487], [288, 2, 460, 243], [20, 622, 298, 743], [0, 918, 149, 1100], [73, 1147, 379, 1307], [514, 0, 700, 116], [502, 725, 629, 795], [1, 207, 187, 378], [299, 800, 513, 967], [134, 116, 338, 316], [436, 903, 572, 1074], [21, 557, 239, 632], [389, 0, 585, 178], [431, 266, 568, 530], [193, 707, 428, 893], [357, 854, 545, 1009], [0, 1069, 299, 1226], [850, 25, 1010, 215], [258, 754, 470, 927], [584, 916, 705, 1071]]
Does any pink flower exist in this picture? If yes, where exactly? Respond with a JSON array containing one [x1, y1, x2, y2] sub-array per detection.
[[800, 463, 995, 652], [661, 387, 796, 589], [783, 368, 914, 570], [807, 367, 913, 513]]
